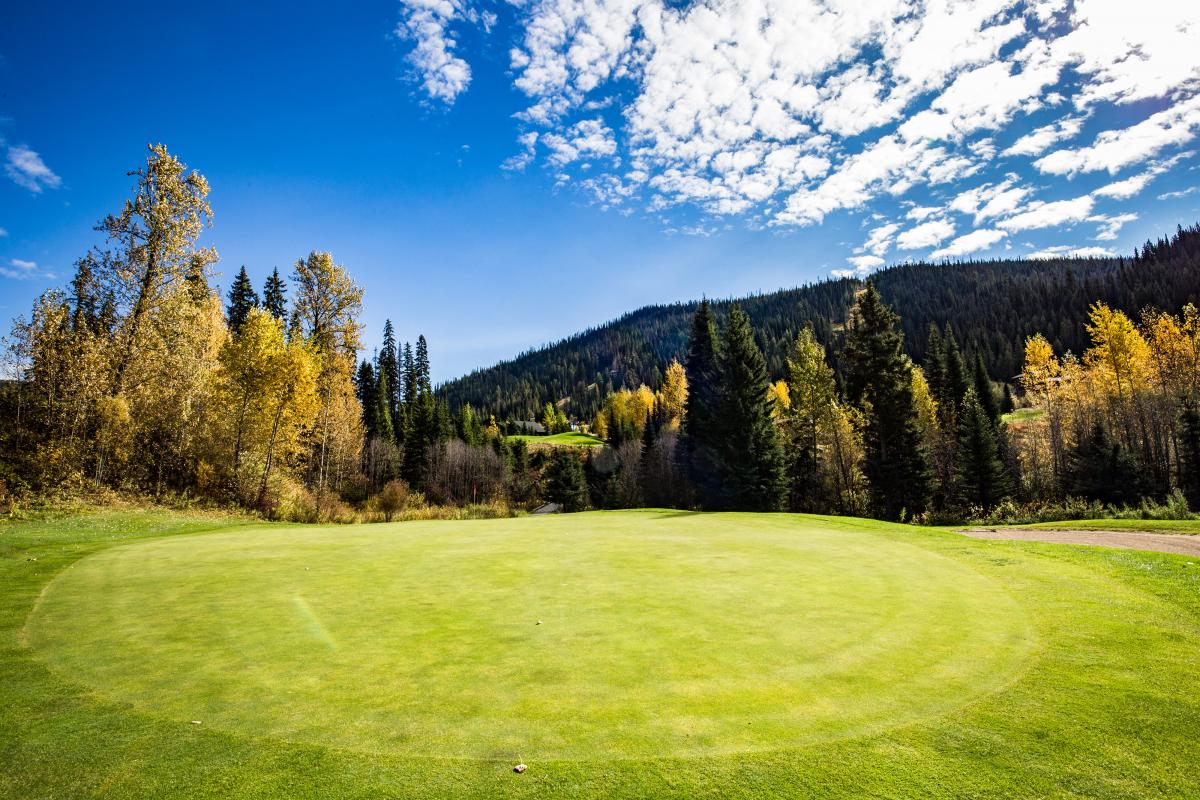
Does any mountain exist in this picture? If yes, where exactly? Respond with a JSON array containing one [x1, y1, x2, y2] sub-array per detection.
[[440, 224, 1200, 422]]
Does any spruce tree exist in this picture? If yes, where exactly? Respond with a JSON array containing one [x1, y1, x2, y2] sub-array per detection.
[[262, 267, 287, 320], [972, 352, 1001, 424], [924, 324, 945, 401], [939, 325, 969, 414], [842, 284, 932, 520], [712, 304, 787, 511], [545, 449, 588, 512], [1179, 399, 1200, 510], [1065, 422, 1146, 506], [356, 360, 379, 438], [226, 266, 259, 335], [1000, 383, 1016, 415], [680, 300, 723, 504], [374, 369, 395, 443], [953, 389, 1010, 511], [379, 320, 401, 424]]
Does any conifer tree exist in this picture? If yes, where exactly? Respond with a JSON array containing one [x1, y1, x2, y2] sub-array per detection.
[[262, 267, 287, 320], [972, 352, 1001, 424], [924, 324, 945, 401], [379, 320, 401, 423], [401, 335, 437, 487], [1000, 383, 1015, 415], [1179, 399, 1200, 510], [953, 388, 1010, 511], [545, 449, 587, 512], [374, 369, 395, 443], [712, 304, 786, 511], [226, 266, 259, 336], [939, 325, 969, 414], [1065, 422, 1146, 506], [402, 342, 417, 406], [356, 359, 378, 437], [681, 299, 723, 503], [842, 284, 931, 520]]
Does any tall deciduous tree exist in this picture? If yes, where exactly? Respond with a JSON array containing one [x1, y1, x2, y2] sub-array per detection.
[[100, 144, 218, 395], [843, 284, 931, 520]]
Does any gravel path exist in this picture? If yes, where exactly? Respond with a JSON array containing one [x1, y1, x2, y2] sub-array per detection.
[[960, 528, 1200, 557]]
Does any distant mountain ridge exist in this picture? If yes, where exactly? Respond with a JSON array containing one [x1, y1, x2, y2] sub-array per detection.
[[440, 224, 1200, 422]]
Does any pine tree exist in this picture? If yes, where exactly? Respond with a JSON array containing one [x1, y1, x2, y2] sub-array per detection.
[[842, 284, 932, 520], [262, 267, 287, 320], [415, 335, 431, 394], [379, 320, 401, 424], [1000, 383, 1015, 414], [972, 352, 1000, 424], [681, 300, 723, 504], [1176, 399, 1200, 510], [1065, 422, 1145, 506], [356, 359, 377, 437], [953, 389, 1010, 511], [545, 449, 587, 512], [400, 335, 437, 487], [712, 304, 787, 511], [924, 324, 945, 401], [226, 266, 259, 336], [374, 368, 395, 443], [940, 325, 969, 414]]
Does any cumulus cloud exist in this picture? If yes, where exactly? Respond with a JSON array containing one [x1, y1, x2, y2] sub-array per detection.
[[0, 257, 55, 280], [997, 195, 1095, 232], [1027, 245, 1116, 259], [1092, 212, 1138, 241], [395, 0, 474, 103], [397, 0, 1200, 262], [5, 144, 61, 193], [896, 219, 956, 249], [929, 228, 1008, 259], [835, 254, 887, 278]]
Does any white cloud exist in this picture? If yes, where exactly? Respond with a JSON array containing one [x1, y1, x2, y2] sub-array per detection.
[[896, 218, 955, 249], [1003, 116, 1085, 156], [997, 195, 1095, 232], [0, 226, 7, 237], [5, 144, 61, 193], [395, 0, 474, 103], [837, 254, 886, 277], [0, 257, 55, 280], [1035, 95, 1200, 175], [1159, 187, 1198, 200], [906, 206, 940, 221], [1027, 245, 1116, 259], [1092, 212, 1138, 241], [860, 222, 901, 257], [403, 0, 1200, 239], [929, 228, 1007, 259]]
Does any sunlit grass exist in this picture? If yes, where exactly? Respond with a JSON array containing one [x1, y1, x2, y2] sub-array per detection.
[[3, 509, 1199, 798]]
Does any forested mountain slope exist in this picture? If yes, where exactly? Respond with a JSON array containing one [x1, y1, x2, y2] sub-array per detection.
[[441, 224, 1200, 421]]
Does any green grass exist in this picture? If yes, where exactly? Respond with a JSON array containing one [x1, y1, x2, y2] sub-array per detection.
[[1001, 407, 1045, 424], [507, 431, 605, 446], [3, 509, 1200, 798], [1024, 518, 1200, 533]]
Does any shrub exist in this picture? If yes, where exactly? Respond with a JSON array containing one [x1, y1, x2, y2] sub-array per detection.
[[376, 480, 410, 521]]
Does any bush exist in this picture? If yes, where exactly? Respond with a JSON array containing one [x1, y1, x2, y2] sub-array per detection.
[[375, 480, 410, 521]]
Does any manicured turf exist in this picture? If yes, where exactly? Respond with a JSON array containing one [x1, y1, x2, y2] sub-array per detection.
[[1000, 407, 1045, 424], [3, 509, 1200, 798], [1027, 518, 1200, 533], [506, 431, 605, 446]]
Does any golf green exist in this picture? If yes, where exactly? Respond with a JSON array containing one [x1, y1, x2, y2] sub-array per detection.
[[26, 511, 1031, 760]]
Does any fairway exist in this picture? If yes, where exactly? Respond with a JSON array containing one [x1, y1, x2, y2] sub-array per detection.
[[26, 512, 1030, 759]]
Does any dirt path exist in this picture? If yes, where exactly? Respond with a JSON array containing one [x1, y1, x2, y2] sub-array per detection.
[[960, 528, 1200, 557]]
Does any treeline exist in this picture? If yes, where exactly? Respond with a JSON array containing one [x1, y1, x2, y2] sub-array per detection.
[[441, 228, 1200, 421], [562, 269, 1200, 522]]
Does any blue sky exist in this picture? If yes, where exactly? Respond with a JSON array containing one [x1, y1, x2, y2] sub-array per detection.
[[2, 1, 1199, 382]]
